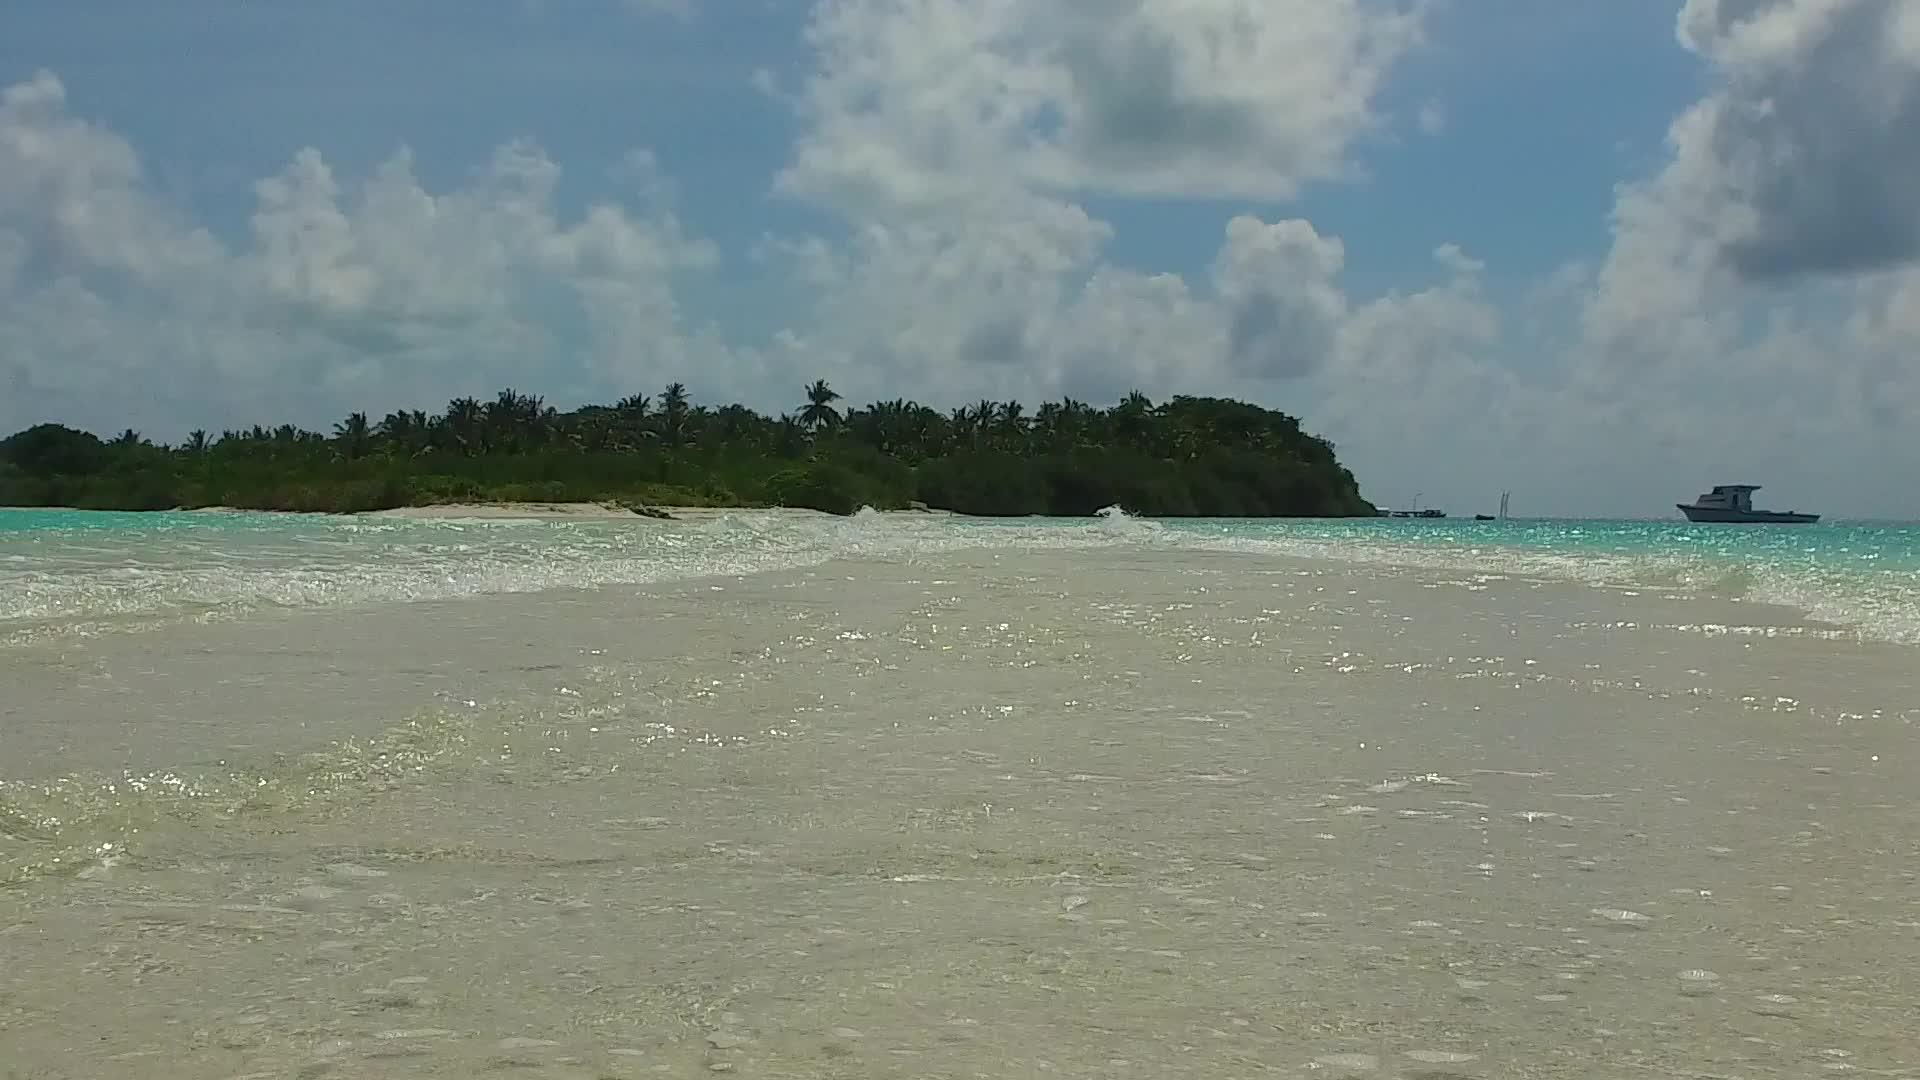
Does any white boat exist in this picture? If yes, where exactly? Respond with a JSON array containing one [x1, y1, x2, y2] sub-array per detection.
[[1676, 485, 1818, 524]]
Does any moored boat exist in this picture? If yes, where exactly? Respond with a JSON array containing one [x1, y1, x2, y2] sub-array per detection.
[[1676, 485, 1818, 524]]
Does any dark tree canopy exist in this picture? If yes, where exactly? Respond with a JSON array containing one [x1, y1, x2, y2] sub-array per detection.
[[0, 384, 1375, 517]]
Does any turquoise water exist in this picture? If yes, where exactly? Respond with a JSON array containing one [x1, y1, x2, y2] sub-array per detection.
[[3, 508, 1917, 643], [1160, 515, 1920, 580]]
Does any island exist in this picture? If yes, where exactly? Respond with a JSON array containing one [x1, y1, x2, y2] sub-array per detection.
[[1, 383, 1375, 518]]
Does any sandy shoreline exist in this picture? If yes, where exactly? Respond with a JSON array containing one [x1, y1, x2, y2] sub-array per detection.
[[5, 546, 1914, 1076], [372, 501, 967, 523], [176, 501, 953, 522], [365, 501, 827, 522]]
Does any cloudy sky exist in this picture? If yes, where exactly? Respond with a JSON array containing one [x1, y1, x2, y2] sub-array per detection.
[[4, 0, 1917, 519]]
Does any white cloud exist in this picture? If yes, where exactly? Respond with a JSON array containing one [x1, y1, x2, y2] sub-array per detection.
[[0, 72, 223, 283], [753, 200, 1508, 478], [1551, 0, 1920, 515], [1690, 0, 1920, 280], [5, 4, 1491, 510], [1047, 268, 1222, 403], [1594, 0, 1920, 334], [1431, 243, 1483, 276], [10, 0, 1920, 520], [1211, 217, 1349, 379], [753, 0, 1561, 508], [0, 70, 721, 437], [780, 0, 1430, 211]]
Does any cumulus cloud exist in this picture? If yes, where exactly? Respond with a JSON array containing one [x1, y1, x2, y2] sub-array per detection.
[[752, 200, 1506, 468], [1675, 0, 1920, 280], [11, 0, 1920, 518], [0, 72, 222, 284], [1593, 0, 1920, 348], [0, 70, 720, 437], [1313, 267, 1514, 493], [1211, 217, 1348, 379], [750, 0, 1547, 505], [2, 2, 1519, 512], [1564, 0, 1920, 515], [780, 0, 1429, 211], [753, 0, 1498, 425]]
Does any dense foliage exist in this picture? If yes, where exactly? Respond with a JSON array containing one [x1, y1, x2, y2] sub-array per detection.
[[0, 384, 1375, 517]]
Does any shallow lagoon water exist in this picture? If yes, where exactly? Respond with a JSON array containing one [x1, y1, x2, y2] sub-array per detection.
[[5, 508, 1918, 643], [2, 510, 1917, 1077]]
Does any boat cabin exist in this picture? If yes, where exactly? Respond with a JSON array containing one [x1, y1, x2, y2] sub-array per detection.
[[1687, 485, 1760, 513]]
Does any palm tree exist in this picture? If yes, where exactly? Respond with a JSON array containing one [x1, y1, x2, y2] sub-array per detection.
[[773, 413, 808, 456], [970, 400, 997, 441], [799, 379, 842, 432], [714, 407, 755, 448], [658, 383, 689, 419], [444, 397, 484, 454], [1114, 389, 1155, 448], [375, 410, 432, 456], [657, 382, 692, 446], [6, 382, 1379, 517], [333, 412, 372, 459], [995, 400, 1027, 447]]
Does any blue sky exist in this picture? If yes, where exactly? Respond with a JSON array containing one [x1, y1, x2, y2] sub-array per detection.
[[4, 1, 1695, 295], [3, 0, 1916, 517]]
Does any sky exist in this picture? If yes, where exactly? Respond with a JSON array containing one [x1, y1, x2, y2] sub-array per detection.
[[3, 0, 1918, 519]]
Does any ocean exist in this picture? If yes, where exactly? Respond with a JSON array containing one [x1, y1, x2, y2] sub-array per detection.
[[7, 507, 1920, 644], [3, 507, 1917, 1077]]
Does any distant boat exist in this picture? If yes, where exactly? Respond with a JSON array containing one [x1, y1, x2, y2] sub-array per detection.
[[1381, 492, 1446, 518], [1677, 484, 1819, 524], [1473, 492, 1510, 522]]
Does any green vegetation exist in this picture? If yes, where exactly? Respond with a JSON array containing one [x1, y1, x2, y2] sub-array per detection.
[[0, 384, 1375, 517]]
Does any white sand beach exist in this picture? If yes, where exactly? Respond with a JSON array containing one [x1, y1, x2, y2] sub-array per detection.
[[229, 500, 943, 523], [2, 519, 1916, 1078]]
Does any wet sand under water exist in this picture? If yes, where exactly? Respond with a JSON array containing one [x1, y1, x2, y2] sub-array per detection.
[[3, 550, 1918, 1078]]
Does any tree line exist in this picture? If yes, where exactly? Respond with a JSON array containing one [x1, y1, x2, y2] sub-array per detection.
[[0, 382, 1376, 517]]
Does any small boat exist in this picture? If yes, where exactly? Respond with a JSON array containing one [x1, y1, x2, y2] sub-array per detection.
[[1473, 514, 1496, 521], [1676, 485, 1819, 524], [1381, 492, 1446, 518]]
